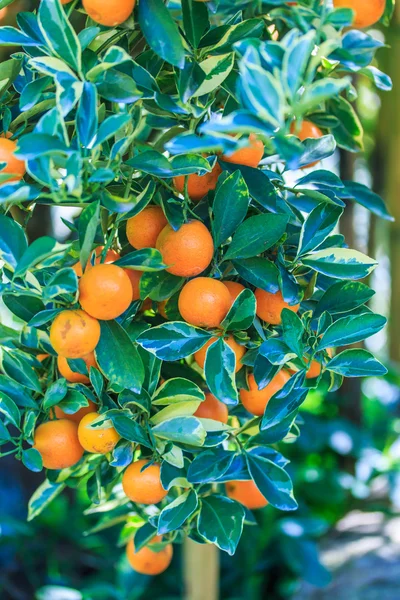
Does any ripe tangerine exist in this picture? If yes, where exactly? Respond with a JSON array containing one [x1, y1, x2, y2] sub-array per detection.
[[72, 246, 120, 277], [240, 371, 290, 416], [50, 309, 100, 359], [78, 412, 120, 454], [126, 535, 173, 575], [173, 162, 222, 202], [333, 0, 385, 28], [156, 221, 214, 278], [194, 393, 229, 423], [33, 419, 84, 470], [122, 459, 167, 505], [221, 134, 264, 168], [126, 206, 168, 250], [178, 277, 231, 328], [57, 351, 97, 384], [54, 400, 97, 424], [0, 138, 26, 182], [222, 280, 245, 305], [255, 289, 300, 325], [82, 0, 136, 27], [226, 480, 268, 510], [79, 263, 132, 320]]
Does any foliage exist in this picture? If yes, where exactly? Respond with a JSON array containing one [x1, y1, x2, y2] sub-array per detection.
[[0, 0, 393, 572]]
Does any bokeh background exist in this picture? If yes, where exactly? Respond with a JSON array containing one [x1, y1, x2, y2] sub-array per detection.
[[1, 2, 400, 599]]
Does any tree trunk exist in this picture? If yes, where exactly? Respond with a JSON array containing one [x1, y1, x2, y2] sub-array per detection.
[[183, 539, 219, 600]]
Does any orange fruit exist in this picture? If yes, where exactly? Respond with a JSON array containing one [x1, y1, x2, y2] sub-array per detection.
[[158, 300, 168, 319], [82, 0, 136, 26], [72, 247, 120, 277], [124, 268, 142, 301], [156, 221, 214, 278], [194, 335, 246, 373], [333, 0, 385, 28], [126, 206, 168, 250], [255, 289, 300, 325], [77, 412, 120, 454], [173, 162, 222, 202], [226, 480, 268, 510], [126, 535, 173, 575], [240, 371, 290, 416], [290, 120, 323, 168], [221, 134, 264, 168], [33, 420, 84, 470], [122, 459, 167, 504], [36, 353, 49, 362], [222, 280, 245, 305], [54, 400, 97, 424], [50, 309, 100, 359], [306, 348, 333, 379], [57, 352, 97, 384], [0, 7, 8, 20], [0, 138, 25, 182], [79, 263, 132, 320], [194, 392, 229, 423], [178, 277, 231, 328], [61, 0, 73, 4]]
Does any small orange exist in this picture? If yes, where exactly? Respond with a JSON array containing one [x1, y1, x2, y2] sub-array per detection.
[[77, 412, 120, 454], [79, 263, 132, 320], [156, 221, 214, 278], [240, 371, 290, 416], [82, 0, 136, 26], [194, 393, 229, 423], [124, 269, 142, 301], [36, 353, 49, 362], [122, 459, 167, 505], [194, 335, 246, 373], [72, 247, 120, 277], [0, 138, 26, 182], [57, 352, 97, 384], [178, 277, 231, 328], [255, 289, 300, 325], [173, 162, 222, 202], [333, 0, 385, 28], [33, 420, 84, 470], [306, 348, 333, 379], [126, 206, 168, 250], [222, 280, 245, 305], [221, 134, 264, 168], [54, 400, 97, 424], [290, 120, 323, 168], [226, 480, 268, 510], [50, 309, 101, 359], [158, 300, 168, 319], [126, 535, 173, 575], [0, 7, 8, 20]]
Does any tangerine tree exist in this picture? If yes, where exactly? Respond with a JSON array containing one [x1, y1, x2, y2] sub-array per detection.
[[0, 0, 393, 583]]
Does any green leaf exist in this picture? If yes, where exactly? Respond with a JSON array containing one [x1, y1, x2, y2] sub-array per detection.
[[318, 313, 386, 350], [28, 479, 66, 521], [137, 322, 212, 361], [302, 248, 377, 280], [281, 309, 305, 357], [38, 0, 82, 73], [296, 77, 351, 114], [115, 248, 166, 272], [328, 96, 363, 152], [78, 201, 100, 271], [2, 351, 42, 393], [298, 204, 343, 256], [246, 451, 297, 511], [221, 289, 256, 332], [0, 375, 36, 408], [0, 391, 21, 428], [158, 489, 198, 534], [152, 416, 206, 446], [2, 294, 44, 322], [22, 447, 43, 472], [314, 281, 374, 318], [138, 0, 185, 69], [204, 338, 238, 406], [212, 171, 249, 247], [0, 214, 27, 269], [152, 378, 205, 405], [96, 321, 144, 393], [326, 349, 387, 377], [233, 257, 279, 292], [224, 214, 288, 261], [198, 495, 245, 555], [108, 413, 152, 449], [188, 448, 235, 484], [193, 53, 235, 97], [139, 271, 184, 301], [343, 181, 393, 221], [43, 378, 68, 410], [14, 236, 63, 278], [181, 0, 209, 48], [43, 268, 78, 300]]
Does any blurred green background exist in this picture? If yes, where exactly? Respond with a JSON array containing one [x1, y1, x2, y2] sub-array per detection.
[[2, 2, 400, 600]]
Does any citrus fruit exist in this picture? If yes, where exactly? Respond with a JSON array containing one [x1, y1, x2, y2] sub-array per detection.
[[0, 7, 8, 20], [226, 480, 268, 510], [221, 134, 264, 168], [77, 412, 120, 454], [33, 420, 84, 470], [126, 535, 173, 575], [124, 268, 142, 301], [156, 221, 214, 278], [158, 300, 168, 319], [79, 263, 132, 320], [0, 138, 25, 182], [122, 459, 167, 504], [173, 162, 222, 202], [291, 120, 323, 142], [194, 335, 246, 373], [333, 0, 385, 28], [54, 400, 97, 424], [126, 206, 168, 250], [82, 0, 136, 26], [306, 348, 333, 379], [57, 352, 97, 384], [222, 280, 245, 305], [36, 353, 49, 362], [240, 371, 290, 416], [255, 289, 300, 325], [194, 393, 229, 423], [50, 309, 101, 359], [178, 277, 231, 328], [72, 247, 120, 277]]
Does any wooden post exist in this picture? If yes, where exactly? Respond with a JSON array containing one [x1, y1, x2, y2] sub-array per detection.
[[183, 539, 220, 600]]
